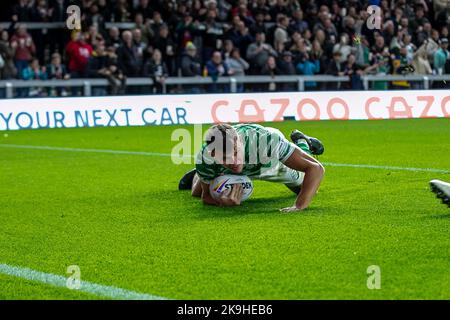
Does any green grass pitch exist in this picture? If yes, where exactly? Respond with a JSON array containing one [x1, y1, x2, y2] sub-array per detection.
[[0, 118, 449, 299]]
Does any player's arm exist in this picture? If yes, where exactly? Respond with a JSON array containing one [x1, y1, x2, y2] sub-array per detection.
[[281, 148, 325, 212], [200, 181, 243, 207], [200, 181, 219, 205]]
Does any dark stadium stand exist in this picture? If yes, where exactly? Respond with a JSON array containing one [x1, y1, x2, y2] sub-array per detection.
[[0, 0, 450, 97]]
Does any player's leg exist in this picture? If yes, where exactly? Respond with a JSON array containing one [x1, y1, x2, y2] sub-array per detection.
[[178, 168, 197, 190], [286, 129, 324, 193], [430, 179, 450, 207], [290, 130, 324, 155], [253, 158, 305, 193], [178, 168, 202, 197], [262, 127, 323, 194]]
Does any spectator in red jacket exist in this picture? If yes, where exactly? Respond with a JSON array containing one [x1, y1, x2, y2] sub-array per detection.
[[65, 31, 93, 78], [10, 24, 36, 77]]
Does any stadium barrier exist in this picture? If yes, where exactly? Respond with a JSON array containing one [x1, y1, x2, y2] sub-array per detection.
[[0, 75, 349, 97], [1, 74, 450, 98], [0, 21, 276, 30], [0, 22, 140, 30], [0, 89, 448, 131]]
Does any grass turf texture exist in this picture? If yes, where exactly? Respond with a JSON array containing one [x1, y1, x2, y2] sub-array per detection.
[[0, 118, 449, 300]]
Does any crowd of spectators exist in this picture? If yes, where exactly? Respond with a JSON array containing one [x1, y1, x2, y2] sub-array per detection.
[[1, 0, 450, 96]]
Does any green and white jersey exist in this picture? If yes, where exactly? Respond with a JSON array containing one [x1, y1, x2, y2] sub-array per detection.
[[195, 124, 296, 183]]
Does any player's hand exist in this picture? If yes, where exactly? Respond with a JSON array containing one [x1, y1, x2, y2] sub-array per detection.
[[219, 184, 243, 207], [279, 206, 303, 213]]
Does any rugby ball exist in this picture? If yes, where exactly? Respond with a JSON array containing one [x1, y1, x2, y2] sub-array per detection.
[[209, 175, 253, 202]]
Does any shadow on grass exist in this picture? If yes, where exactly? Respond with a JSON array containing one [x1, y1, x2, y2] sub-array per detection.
[[424, 213, 450, 219], [194, 200, 332, 219], [153, 189, 332, 219]]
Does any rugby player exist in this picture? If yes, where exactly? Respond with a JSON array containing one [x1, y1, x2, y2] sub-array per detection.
[[178, 123, 325, 212]]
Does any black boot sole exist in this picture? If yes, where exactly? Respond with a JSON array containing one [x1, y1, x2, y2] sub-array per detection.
[[178, 169, 197, 190]]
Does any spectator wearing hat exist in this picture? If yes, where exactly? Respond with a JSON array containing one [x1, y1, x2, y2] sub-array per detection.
[[278, 51, 296, 75], [181, 42, 202, 77], [181, 42, 202, 93], [434, 38, 450, 74], [277, 51, 297, 91]]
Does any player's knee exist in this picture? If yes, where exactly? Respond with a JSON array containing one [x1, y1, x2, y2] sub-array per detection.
[[315, 162, 325, 178], [319, 163, 325, 175]]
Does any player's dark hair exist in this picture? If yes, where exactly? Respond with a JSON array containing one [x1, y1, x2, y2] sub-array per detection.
[[204, 123, 237, 157]]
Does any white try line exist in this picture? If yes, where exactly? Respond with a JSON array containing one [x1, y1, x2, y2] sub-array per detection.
[[0, 263, 169, 300], [320, 162, 450, 174], [0, 143, 449, 174]]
